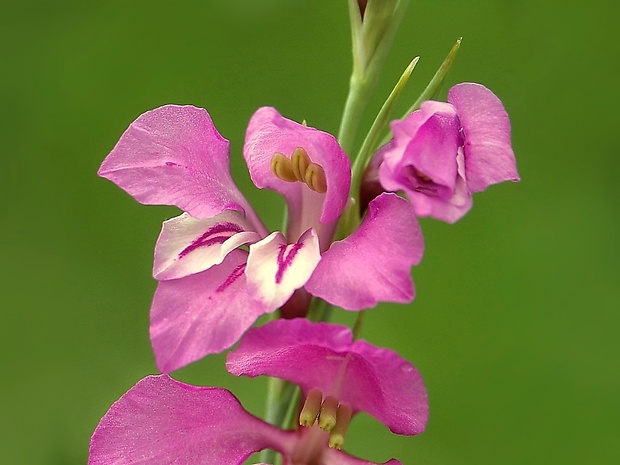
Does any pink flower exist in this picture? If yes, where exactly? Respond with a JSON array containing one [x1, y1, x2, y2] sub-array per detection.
[[99, 106, 424, 373], [89, 319, 428, 465], [227, 318, 429, 435], [375, 83, 519, 223]]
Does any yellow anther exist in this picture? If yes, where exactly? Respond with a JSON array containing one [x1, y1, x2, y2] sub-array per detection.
[[271, 152, 298, 182], [291, 147, 311, 183], [271, 147, 327, 194], [304, 163, 327, 193], [328, 403, 353, 450], [318, 395, 339, 431], [299, 389, 323, 427]]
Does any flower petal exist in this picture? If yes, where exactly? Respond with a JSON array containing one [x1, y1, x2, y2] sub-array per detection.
[[150, 250, 270, 373], [383, 101, 460, 191], [323, 452, 402, 465], [305, 193, 423, 310], [378, 103, 471, 222], [227, 319, 429, 435], [244, 107, 351, 247], [99, 105, 263, 230], [153, 211, 261, 280], [245, 229, 321, 310], [402, 101, 460, 191], [448, 83, 519, 192], [406, 147, 472, 223], [88, 375, 289, 465]]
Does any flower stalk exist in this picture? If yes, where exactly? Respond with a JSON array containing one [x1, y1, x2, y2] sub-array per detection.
[[338, 0, 410, 156], [265, 2, 416, 435]]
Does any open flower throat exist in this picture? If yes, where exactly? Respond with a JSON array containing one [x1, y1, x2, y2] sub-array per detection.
[[299, 389, 354, 450]]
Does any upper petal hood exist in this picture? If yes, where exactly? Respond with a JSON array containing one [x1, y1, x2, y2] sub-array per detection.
[[244, 107, 351, 245]]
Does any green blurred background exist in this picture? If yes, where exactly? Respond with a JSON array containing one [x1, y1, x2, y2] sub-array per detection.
[[2, 1, 618, 464]]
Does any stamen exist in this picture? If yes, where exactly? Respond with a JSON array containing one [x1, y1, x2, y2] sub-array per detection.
[[328, 403, 353, 450], [304, 163, 327, 193], [271, 152, 298, 182], [291, 147, 311, 182], [299, 389, 323, 427], [270, 147, 328, 193], [318, 395, 339, 431]]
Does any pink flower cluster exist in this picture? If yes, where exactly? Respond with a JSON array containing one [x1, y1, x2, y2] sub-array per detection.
[[90, 83, 517, 464]]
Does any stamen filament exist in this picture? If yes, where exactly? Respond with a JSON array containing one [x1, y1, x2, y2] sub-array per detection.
[[299, 389, 323, 427], [318, 395, 339, 431], [329, 403, 353, 449]]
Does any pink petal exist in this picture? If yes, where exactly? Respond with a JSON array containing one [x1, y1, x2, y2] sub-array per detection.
[[244, 107, 351, 246], [99, 105, 263, 230], [323, 452, 402, 465], [401, 102, 460, 191], [448, 83, 519, 192], [153, 211, 261, 280], [150, 250, 270, 373], [406, 148, 472, 223], [88, 375, 289, 465], [246, 229, 321, 310], [227, 319, 429, 435], [378, 103, 472, 222], [305, 193, 423, 310]]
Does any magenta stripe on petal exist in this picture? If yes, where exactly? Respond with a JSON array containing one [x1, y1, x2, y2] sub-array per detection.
[[216, 262, 247, 293], [179, 221, 244, 258], [245, 229, 321, 311], [275, 243, 303, 284]]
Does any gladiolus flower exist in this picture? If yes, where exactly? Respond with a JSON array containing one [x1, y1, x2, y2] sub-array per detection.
[[374, 83, 519, 223], [99, 105, 424, 372], [89, 319, 428, 465]]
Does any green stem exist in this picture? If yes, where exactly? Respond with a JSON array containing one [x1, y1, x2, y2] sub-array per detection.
[[352, 310, 366, 340], [260, 5, 415, 462], [282, 386, 302, 429], [351, 57, 418, 196], [337, 74, 372, 157], [307, 296, 334, 322], [336, 57, 419, 241], [259, 378, 298, 463]]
